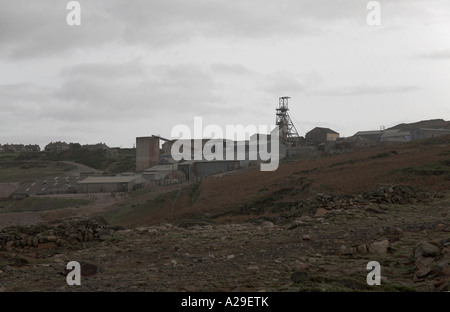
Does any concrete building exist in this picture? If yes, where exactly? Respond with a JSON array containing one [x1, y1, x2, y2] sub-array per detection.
[[178, 160, 240, 181], [78, 174, 145, 193], [410, 128, 450, 141], [380, 130, 411, 143], [142, 162, 186, 185], [12, 176, 81, 197], [306, 127, 339, 145], [136, 136, 160, 171], [353, 130, 383, 142]]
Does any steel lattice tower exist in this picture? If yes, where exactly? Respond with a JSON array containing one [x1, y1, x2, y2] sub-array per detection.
[[276, 96, 300, 144]]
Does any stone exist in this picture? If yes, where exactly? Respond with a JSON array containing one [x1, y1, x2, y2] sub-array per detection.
[[413, 256, 435, 281], [261, 221, 274, 228], [227, 255, 235, 260], [79, 261, 101, 276], [46, 235, 57, 242], [369, 240, 389, 254], [357, 244, 368, 254], [247, 265, 259, 270], [32, 237, 39, 247], [294, 262, 310, 272], [414, 242, 441, 258], [302, 235, 311, 240], [286, 220, 303, 230], [314, 208, 328, 218], [383, 227, 403, 237]]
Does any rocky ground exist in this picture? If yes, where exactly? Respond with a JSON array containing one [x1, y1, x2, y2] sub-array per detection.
[[0, 185, 449, 292]]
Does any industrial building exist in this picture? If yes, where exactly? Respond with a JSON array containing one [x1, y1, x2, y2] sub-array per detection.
[[135, 97, 313, 180], [380, 130, 411, 143], [305, 127, 340, 146], [77, 174, 146, 193], [410, 128, 450, 141]]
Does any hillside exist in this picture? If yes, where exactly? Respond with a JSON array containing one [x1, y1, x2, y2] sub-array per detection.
[[104, 134, 450, 228], [0, 134, 449, 293], [1, 147, 136, 181], [388, 119, 450, 132]]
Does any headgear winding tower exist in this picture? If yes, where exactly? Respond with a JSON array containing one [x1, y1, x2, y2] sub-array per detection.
[[276, 96, 300, 145]]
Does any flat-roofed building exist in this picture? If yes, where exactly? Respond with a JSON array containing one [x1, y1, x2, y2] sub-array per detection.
[[78, 174, 145, 193]]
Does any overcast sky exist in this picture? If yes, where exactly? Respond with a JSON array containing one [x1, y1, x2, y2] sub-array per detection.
[[1, 0, 449, 149]]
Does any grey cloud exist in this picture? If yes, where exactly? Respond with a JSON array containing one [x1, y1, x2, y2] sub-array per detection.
[[0, 0, 121, 59], [5, 0, 435, 60], [313, 84, 421, 97], [419, 49, 450, 60], [0, 62, 231, 123], [210, 63, 252, 76], [260, 71, 306, 95]]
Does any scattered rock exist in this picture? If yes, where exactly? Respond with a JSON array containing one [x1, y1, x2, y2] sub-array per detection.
[[414, 242, 441, 258], [357, 244, 368, 254], [302, 235, 311, 240], [413, 257, 435, 281], [294, 262, 310, 272], [79, 261, 101, 277], [383, 227, 404, 237], [369, 240, 389, 254], [291, 271, 309, 284], [261, 221, 274, 228], [314, 208, 328, 218], [0, 217, 114, 251], [46, 235, 57, 242], [286, 220, 303, 230]]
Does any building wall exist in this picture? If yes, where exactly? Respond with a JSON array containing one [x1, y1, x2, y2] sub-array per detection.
[[326, 133, 339, 141], [79, 182, 128, 193], [411, 129, 450, 141], [306, 128, 339, 145], [306, 129, 326, 145], [136, 136, 160, 171], [194, 161, 239, 177]]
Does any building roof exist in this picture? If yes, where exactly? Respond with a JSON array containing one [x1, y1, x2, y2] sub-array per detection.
[[0, 182, 19, 198], [354, 130, 383, 136], [413, 128, 450, 132], [144, 164, 178, 172], [78, 175, 140, 184], [380, 129, 411, 138], [308, 127, 339, 135]]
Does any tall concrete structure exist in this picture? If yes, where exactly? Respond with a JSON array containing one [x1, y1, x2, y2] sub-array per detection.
[[136, 136, 160, 171]]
